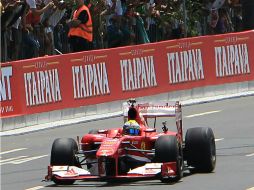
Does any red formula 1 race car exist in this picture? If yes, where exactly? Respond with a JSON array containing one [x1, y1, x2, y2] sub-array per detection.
[[45, 99, 216, 185]]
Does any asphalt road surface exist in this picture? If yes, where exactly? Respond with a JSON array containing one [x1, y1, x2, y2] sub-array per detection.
[[1, 96, 254, 190]]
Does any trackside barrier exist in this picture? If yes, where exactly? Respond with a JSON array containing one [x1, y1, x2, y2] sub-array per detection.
[[1, 31, 254, 132]]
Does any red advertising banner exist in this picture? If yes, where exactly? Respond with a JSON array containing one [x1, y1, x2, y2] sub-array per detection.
[[1, 30, 254, 118]]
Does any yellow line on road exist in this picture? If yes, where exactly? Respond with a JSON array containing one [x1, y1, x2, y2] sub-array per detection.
[[246, 187, 254, 190]]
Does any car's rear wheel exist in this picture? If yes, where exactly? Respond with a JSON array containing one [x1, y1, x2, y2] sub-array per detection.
[[185, 127, 216, 172], [155, 135, 183, 182], [50, 138, 79, 185]]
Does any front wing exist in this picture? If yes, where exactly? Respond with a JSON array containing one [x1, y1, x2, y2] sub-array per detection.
[[45, 162, 177, 182]]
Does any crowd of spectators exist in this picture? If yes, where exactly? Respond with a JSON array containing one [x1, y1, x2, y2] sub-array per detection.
[[1, 0, 243, 62]]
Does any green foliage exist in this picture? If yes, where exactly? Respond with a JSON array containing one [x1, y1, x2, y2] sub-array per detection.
[[185, 0, 204, 36], [158, 0, 206, 36]]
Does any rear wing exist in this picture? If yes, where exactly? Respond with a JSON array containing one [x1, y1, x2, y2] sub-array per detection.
[[123, 100, 183, 140], [123, 101, 182, 119]]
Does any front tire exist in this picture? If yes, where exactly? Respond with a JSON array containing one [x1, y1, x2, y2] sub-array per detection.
[[185, 127, 216, 172], [155, 135, 183, 182], [50, 138, 79, 185]]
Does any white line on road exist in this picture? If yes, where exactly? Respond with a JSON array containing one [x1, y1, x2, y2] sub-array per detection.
[[215, 138, 224, 142], [246, 187, 254, 190], [186, 110, 221, 118], [25, 186, 45, 190], [0, 155, 48, 166], [12, 155, 48, 164], [0, 156, 27, 163], [0, 148, 27, 155], [246, 153, 254, 157]]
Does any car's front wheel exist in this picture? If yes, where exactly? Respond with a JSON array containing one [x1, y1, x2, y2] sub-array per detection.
[[155, 135, 183, 182], [50, 138, 79, 185]]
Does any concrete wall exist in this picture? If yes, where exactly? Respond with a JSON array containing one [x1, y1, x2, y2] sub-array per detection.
[[1, 81, 254, 132]]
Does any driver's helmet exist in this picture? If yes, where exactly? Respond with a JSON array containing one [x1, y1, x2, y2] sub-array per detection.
[[123, 120, 140, 135]]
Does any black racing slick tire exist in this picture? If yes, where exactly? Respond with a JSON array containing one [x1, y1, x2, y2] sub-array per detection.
[[50, 138, 79, 185], [185, 127, 216, 172], [155, 135, 183, 182]]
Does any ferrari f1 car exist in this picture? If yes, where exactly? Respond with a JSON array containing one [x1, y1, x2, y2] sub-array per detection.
[[45, 99, 216, 185]]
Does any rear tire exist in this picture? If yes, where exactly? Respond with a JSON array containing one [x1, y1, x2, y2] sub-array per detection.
[[50, 138, 79, 185], [155, 135, 183, 182], [185, 127, 216, 172]]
